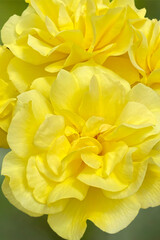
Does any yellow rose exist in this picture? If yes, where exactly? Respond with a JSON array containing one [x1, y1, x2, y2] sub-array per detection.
[[104, 18, 160, 93], [0, 0, 147, 149], [2, 64, 160, 240], [129, 18, 160, 93], [1, 0, 145, 73], [0, 44, 55, 147], [0, 46, 17, 148]]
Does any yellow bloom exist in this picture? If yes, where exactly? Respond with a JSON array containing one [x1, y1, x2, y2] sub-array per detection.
[[0, 44, 54, 147], [2, 64, 160, 240], [1, 0, 145, 72], [0, 0, 147, 149], [104, 18, 160, 93], [0, 46, 17, 148], [129, 18, 160, 93]]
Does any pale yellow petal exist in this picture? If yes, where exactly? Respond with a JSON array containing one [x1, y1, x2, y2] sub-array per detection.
[[8, 57, 49, 93], [48, 178, 88, 203], [17, 90, 52, 122], [103, 141, 128, 176], [47, 135, 71, 175], [88, 189, 140, 234], [78, 167, 127, 192], [48, 188, 140, 240], [128, 83, 160, 112], [136, 164, 160, 208], [8, 90, 52, 157], [31, 76, 55, 99], [58, 3, 73, 30], [81, 152, 102, 169], [104, 159, 148, 199], [28, 34, 53, 56], [92, 8, 126, 50], [34, 114, 65, 149], [1, 15, 20, 44], [2, 178, 41, 217], [48, 199, 87, 240], [7, 102, 38, 157], [116, 101, 156, 127], [2, 152, 65, 215], [50, 69, 80, 112], [26, 156, 53, 204]]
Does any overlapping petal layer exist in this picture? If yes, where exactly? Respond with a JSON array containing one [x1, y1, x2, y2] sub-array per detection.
[[1, 0, 160, 239], [104, 18, 160, 93], [129, 18, 160, 93], [2, 64, 160, 240], [0, 45, 54, 148], [0, 46, 17, 147], [1, 0, 145, 71], [0, 0, 146, 148]]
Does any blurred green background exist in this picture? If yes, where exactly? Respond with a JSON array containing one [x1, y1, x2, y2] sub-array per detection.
[[1, 0, 160, 240]]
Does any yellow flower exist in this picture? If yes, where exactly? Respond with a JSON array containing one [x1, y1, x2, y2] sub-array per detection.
[[1, 0, 145, 72], [129, 18, 160, 93], [0, 0, 147, 149], [0, 46, 17, 148], [0, 44, 54, 147], [2, 64, 160, 240], [104, 18, 160, 93]]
